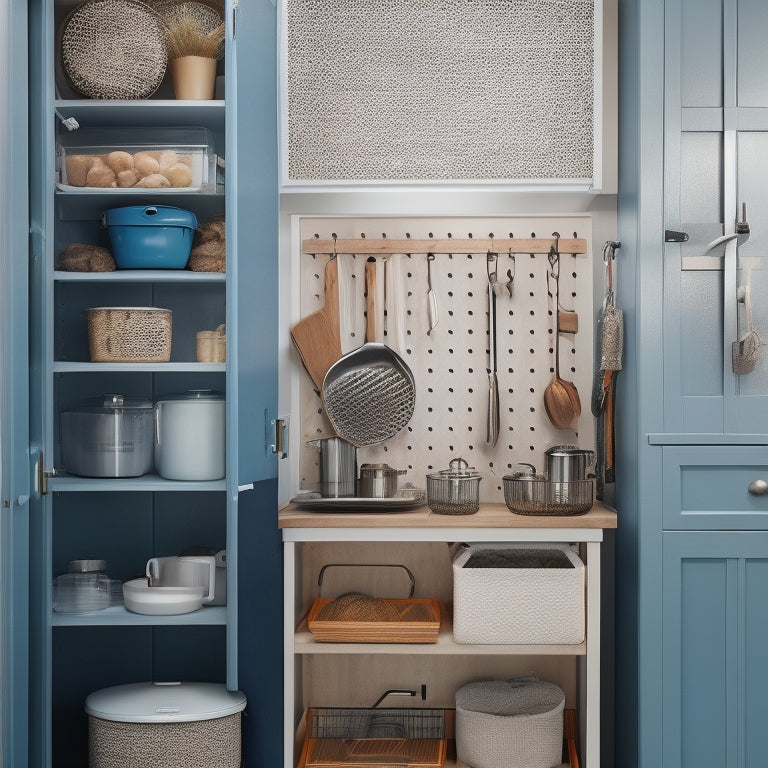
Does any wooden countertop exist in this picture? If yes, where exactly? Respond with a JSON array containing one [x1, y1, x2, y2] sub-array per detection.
[[279, 501, 617, 530]]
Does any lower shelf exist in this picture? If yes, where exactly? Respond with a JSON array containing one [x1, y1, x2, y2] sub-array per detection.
[[51, 604, 227, 626]]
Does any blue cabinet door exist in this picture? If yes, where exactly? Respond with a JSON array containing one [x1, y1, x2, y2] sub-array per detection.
[[0, 1, 30, 765], [663, 532, 768, 768]]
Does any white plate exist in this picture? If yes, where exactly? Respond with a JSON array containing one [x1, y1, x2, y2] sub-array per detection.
[[290, 489, 427, 512], [122, 578, 205, 615]]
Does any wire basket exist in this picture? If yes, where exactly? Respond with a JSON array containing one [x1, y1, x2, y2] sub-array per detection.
[[503, 477, 594, 516], [309, 707, 446, 740], [87, 307, 172, 363]]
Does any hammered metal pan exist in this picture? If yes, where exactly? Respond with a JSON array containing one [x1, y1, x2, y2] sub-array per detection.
[[322, 257, 415, 446]]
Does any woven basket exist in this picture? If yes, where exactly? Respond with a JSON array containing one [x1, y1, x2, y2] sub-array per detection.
[[196, 324, 226, 362], [87, 307, 172, 362], [89, 712, 242, 768], [61, 0, 167, 100], [451, 543, 585, 644]]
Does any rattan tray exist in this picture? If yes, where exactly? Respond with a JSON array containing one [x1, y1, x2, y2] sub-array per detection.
[[307, 598, 441, 643]]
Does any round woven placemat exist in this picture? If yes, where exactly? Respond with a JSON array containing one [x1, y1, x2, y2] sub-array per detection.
[[62, 0, 167, 100]]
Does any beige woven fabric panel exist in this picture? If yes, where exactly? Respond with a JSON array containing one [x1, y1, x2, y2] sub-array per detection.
[[286, 0, 595, 182]]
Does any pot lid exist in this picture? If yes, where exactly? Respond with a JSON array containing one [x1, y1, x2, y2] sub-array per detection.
[[427, 457, 481, 480], [85, 682, 246, 723], [156, 389, 224, 402], [544, 444, 592, 457], [104, 205, 198, 229], [66, 394, 153, 412]]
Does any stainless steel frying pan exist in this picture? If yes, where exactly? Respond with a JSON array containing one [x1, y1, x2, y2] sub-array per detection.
[[322, 257, 415, 446]]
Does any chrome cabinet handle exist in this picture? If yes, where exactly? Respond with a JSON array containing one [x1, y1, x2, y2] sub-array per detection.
[[748, 479, 768, 495]]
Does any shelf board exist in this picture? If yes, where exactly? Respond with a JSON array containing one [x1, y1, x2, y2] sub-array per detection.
[[293, 611, 586, 656], [54, 270, 226, 283], [51, 604, 227, 626], [54, 99, 225, 131], [52, 361, 226, 373], [280, 501, 617, 534], [49, 474, 226, 492]]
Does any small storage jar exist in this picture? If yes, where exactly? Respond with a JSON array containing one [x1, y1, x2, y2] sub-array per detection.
[[154, 389, 225, 480], [61, 394, 154, 478], [85, 681, 246, 768], [426, 457, 481, 514], [455, 677, 565, 768], [103, 205, 198, 269]]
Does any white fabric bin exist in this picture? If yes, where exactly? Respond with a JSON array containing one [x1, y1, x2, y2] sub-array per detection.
[[451, 542, 585, 644]]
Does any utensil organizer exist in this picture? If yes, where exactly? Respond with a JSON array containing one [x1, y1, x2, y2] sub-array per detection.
[[290, 215, 595, 503]]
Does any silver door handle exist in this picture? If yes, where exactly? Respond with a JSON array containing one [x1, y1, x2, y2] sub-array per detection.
[[748, 479, 768, 495]]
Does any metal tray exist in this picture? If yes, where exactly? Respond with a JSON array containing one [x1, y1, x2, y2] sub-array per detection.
[[291, 489, 426, 512]]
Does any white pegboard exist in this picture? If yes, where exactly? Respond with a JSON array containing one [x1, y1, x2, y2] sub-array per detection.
[[293, 216, 594, 503]]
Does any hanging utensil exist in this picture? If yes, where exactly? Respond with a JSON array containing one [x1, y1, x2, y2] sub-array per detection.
[[596, 241, 623, 487], [486, 253, 500, 446], [290, 254, 343, 391], [322, 257, 416, 446], [426, 252, 438, 335], [543, 236, 581, 430], [732, 283, 764, 374]]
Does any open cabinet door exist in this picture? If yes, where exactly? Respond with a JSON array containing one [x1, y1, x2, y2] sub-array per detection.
[[0, 1, 30, 766]]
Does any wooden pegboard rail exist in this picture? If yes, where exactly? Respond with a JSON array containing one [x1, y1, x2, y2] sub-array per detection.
[[302, 236, 588, 256]]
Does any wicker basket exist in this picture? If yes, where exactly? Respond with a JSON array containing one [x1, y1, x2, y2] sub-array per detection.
[[87, 307, 172, 362], [196, 324, 226, 362]]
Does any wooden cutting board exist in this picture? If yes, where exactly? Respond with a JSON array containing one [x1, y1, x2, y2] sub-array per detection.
[[290, 257, 343, 390]]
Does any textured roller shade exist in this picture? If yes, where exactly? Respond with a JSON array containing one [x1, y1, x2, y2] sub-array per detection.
[[284, 0, 595, 183]]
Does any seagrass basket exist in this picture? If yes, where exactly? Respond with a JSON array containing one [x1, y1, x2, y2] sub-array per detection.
[[87, 307, 172, 362]]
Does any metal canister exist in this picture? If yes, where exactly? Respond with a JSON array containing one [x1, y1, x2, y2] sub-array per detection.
[[544, 445, 595, 482], [307, 437, 357, 498], [358, 463, 406, 498]]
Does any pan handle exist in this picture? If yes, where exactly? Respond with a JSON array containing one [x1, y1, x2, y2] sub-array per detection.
[[365, 257, 377, 343]]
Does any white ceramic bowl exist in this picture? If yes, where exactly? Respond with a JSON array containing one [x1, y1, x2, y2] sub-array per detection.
[[122, 578, 205, 615]]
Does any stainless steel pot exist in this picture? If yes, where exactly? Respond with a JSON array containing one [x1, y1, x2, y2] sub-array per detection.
[[426, 458, 482, 515], [307, 437, 357, 498], [61, 394, 154, 478], [358, 463, 406, 498], [545, 445, 595, 482]]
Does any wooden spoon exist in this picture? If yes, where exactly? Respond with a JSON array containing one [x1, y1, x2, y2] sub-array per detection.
[[543, 252, 581, 430]]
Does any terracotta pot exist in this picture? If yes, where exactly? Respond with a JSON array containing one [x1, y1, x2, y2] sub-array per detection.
[[169, 56, 217, 100]]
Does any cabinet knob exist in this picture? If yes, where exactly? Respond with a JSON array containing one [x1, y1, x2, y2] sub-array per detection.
[[748, 479, 768, 495]]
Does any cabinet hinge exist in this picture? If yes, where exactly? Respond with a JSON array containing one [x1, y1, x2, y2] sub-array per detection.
[[270, 414, 289, 459]]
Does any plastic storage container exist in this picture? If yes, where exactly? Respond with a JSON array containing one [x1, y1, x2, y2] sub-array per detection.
[[85, 682, 246, 768], [57, 126, 217, 192], [61, 394, 154, 477], [103, 205, 198, 269], [451, 542, 585, 644], [154, 390, 226, 480], [455, 678, 565, 768]]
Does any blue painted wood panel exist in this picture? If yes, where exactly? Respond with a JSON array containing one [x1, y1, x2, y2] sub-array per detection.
[[662, 445, 768, 529], [737, 0, 768, 106], [663, 533, 768, 768]]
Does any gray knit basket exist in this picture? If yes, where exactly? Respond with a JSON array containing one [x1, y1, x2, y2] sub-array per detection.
[[455, 678, 565, 768]]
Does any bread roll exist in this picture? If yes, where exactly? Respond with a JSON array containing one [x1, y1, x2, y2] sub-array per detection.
[[135, 173, 171, 188], [106, 151, 134, 175], [161, 162, 193, 187], [85, 158, 117, 188], [157, 150, 180, 169], [65, 154, 94, 187], [133, 151, 160, 178], [116, 169, 139, 188]]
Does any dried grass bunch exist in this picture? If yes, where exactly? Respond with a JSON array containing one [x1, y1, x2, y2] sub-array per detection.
[[158, 1, 225, 60]]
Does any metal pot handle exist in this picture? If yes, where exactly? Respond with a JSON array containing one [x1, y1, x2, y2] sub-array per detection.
[[317, 563, 415, 598]]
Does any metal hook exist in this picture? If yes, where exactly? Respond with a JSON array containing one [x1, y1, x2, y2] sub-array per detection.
[[331, 233, 338, 260]]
